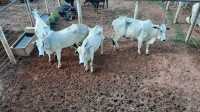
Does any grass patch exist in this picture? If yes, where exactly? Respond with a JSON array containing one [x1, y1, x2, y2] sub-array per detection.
[[49, 8, 59, 30], [154, 1, 200, 48], [61, 0, 68, 5], [18, 28, 24, 33]]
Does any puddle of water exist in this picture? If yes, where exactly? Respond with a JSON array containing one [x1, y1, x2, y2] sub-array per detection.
[[40, 14, 50, 22], [14, 34, 34, 48]]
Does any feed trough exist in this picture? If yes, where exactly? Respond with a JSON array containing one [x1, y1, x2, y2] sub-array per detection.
[[10, 13, 51, 56], [10, 27, 37, 56], [40, 13, 51, 24]]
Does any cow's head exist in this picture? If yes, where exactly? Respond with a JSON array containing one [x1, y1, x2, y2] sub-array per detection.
[[32, 39, 45, 57], [153, 24, 170, 41], [186, 15, 191, 24], [30, 6, 40, 18], [75, 41, 92, 66]]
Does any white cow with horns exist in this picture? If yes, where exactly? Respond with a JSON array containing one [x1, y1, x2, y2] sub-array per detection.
[[33, 24, 89, 69], [31, 8, 50, 39], [75, 25, 105, 73], [186, 3, 200, 26], [112, 16, 170, 54]]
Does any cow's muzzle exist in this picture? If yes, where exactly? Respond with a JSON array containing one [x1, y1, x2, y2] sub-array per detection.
[[80, 63, 84, 65]]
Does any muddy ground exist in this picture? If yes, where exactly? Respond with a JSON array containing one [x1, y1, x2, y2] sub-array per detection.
[[1, 0, 200, 111]]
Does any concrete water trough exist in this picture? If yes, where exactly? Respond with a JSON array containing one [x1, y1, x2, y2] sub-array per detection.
[[10, 27, 37, 56], [10, 13, 51, 56], [40, 13, 51, 24]]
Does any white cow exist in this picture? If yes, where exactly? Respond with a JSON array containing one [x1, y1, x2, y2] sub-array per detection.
[[33, 24, 89, 69], [112, 16, 169, 54], [75, 25, 105, 73], [186, 3, 200, 26], [31, 9, 50, 39]]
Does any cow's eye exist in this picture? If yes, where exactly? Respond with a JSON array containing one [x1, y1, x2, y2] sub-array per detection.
[[160, 30, 162, 33]]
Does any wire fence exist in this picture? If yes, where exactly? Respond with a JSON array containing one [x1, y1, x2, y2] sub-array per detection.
[[0, 0, 59, 72], [166, 1, 200, 49]]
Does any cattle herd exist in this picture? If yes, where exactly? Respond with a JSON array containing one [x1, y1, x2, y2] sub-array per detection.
[[31, 5, 169, 72]]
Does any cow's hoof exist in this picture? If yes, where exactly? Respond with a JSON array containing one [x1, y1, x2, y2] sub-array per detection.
[[115, 48, 120, 51], [145, 53, 150, 55], [84, 70, 88, 72], [90, 71, 93, 73], [58, 65, 62, 69]]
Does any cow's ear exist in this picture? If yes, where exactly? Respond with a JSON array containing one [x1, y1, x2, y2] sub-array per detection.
[[166, 28, 170, 30]]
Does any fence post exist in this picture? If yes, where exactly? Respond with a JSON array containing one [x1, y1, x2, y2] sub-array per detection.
[[44, 0, 50, 14], [174, 2, 183, 24], [25, 0, 34, 26], [134, 0, 139, 19], [58, 0, 61, 7], [0, 27, 16, 64], [77, 0, 82, 24], [166, 1, 170, 11]]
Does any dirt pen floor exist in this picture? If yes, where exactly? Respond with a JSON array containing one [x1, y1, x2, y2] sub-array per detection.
[[1, 0, 200, 111]]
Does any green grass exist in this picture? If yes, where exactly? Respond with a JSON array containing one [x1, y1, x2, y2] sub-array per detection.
[[18, 28, 24, 33], [154, 1, 200, 48], [49, 8, 59, 30], [61, 0, 67, 5]]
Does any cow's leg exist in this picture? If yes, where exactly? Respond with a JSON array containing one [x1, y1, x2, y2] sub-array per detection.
[[56, 49, 62, 69], [145, 43, 150, 55], [106, 0, 108, 7], [100, 41, 104, 55], [90, 61, 94, 73], [84, 62, 89, 72], [90, 54, 94, 73], [113, 33, 123, 49], [96, 3, 99, 13], [48, 54, 51, 62], [137, 39, 143, 54], [93, 3, 97, 13]]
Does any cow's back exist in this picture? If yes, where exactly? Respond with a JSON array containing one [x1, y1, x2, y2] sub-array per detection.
[[86, 25, 104, 52], [126, 19, 153, 39], [112, 16, 134, 36], [44, 24, 89, 50]]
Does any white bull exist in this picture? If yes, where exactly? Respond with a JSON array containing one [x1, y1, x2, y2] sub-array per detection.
[[33, 24, 89, 69], [112, 16, 169, 54], [186, 3, 200, 26], [75, 25, 105, 73], [31, 9, 50, 39]]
